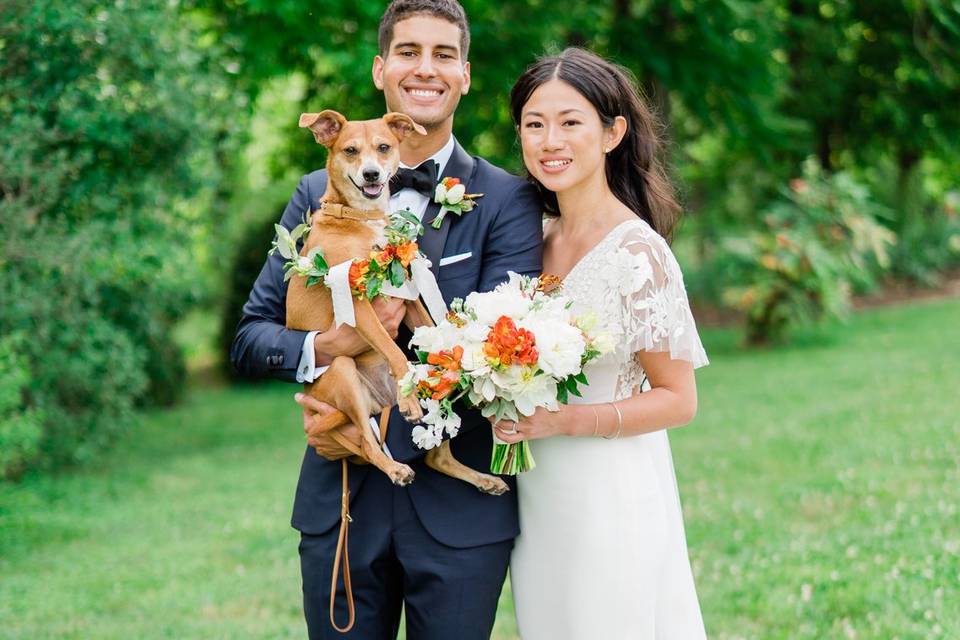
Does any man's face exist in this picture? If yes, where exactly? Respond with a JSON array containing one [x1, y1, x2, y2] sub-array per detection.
[[373, 15, 471, 130]]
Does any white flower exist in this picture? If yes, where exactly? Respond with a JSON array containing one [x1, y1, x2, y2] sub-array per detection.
[[412, 425, 442, 450], [297, 256, 313, 272], [446, 183, 466, 204], [465, 286, 532, 326], [520, 316, 585, 379], [421, 398, 462, 437], [410, 323, 462, 354], [434, 182, 448, 202], [592, 330, 617, 356], [490, 366, 558, 416]]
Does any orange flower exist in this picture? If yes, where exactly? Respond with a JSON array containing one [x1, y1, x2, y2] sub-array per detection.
[[395, 241, 419, 267], [427, 345, 464, 372], [536, 274, 562, 293], [441, 177, 461, 188], [349, 259, 370, 295], [483, 316, 538, 367]]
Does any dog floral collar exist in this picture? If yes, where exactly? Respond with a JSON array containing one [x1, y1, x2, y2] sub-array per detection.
[[432, 177, 483, 229]]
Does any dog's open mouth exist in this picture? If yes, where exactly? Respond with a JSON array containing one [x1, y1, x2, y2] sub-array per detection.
[[350, 176, 385, 200]]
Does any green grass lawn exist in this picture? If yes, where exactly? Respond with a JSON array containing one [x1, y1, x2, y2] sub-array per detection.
[[2, 299, 958, 639]]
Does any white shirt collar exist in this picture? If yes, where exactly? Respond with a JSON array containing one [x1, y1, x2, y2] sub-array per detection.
[[400, 135, 456, 175]]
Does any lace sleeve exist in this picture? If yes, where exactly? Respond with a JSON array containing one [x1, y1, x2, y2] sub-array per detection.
[[611, 223, 708, 368]]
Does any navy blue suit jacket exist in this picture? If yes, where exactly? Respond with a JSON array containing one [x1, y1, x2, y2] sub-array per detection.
[[231, 140, 543, 548]]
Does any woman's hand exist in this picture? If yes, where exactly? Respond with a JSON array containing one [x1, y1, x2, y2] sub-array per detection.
[[492, 405, 581, 444]]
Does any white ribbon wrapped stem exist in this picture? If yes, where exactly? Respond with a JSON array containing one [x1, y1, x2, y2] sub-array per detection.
[[327, 260, 356, 328]]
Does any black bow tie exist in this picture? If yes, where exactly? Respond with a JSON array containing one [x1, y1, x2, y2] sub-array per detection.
[[389, 160, 439, 198]]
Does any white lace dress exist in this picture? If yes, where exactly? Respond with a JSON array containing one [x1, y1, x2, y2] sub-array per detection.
[[510, 219, 709, 639]]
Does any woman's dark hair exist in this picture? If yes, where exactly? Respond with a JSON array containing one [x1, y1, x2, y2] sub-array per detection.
[[510, 48, 681, 240]]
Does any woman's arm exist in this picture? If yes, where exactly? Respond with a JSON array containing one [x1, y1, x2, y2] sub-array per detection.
[[493, 350, 698, 442]]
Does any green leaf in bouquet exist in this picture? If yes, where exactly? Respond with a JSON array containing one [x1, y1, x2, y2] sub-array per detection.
[[415, 350, 429, 364], [309, 248, 329, 275], [574, 372, 588, 384], [368, 258, 382, 274], [306, 275, 324, 288], [557, 384, 569, 404], [389, 260, 406, 287], [365, 278, 381, 300]]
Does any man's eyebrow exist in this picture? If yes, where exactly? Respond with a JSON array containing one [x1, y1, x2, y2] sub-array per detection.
[[392, 42, 459, 53]]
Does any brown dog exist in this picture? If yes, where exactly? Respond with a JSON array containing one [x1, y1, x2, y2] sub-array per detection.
[[287, 110, 508, 495]]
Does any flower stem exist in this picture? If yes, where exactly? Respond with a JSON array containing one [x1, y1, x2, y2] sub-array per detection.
[[490, 441, 536, 475]]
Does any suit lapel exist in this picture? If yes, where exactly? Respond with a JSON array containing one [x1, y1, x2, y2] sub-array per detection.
[[419, 139, 476, 278]]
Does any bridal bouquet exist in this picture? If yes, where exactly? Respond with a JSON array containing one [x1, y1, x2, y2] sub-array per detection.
[[401, 273, 612, 474]]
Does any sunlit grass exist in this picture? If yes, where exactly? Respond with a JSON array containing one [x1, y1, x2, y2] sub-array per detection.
[[1, 299, 957, 639]]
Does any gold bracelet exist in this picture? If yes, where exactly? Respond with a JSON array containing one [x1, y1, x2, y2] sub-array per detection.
[[590, 406, 600, 437], [602, 402, 623, 439]]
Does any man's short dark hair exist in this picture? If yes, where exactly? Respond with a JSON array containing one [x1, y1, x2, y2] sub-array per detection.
[[378, 0, 471, 61]]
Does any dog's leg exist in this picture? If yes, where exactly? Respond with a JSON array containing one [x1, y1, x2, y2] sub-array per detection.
[[303, 406, 349, 437], [425, 442, 509, 495], [402, 298, 435, 330], [311, 356, 415, 486], [351, 297, 423, 421]]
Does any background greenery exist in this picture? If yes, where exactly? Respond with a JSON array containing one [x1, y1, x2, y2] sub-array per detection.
[[2, 300, 957, 638], [1, 0, 958, 636]]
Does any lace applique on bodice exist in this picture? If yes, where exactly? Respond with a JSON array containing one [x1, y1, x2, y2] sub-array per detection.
[[560, 219, 709, 399]]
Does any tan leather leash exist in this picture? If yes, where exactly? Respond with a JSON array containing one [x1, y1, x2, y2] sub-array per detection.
[[328, 408, 392, 633]]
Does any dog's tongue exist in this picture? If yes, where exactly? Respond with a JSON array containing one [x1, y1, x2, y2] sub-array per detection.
[[363, 184, 383, 197]]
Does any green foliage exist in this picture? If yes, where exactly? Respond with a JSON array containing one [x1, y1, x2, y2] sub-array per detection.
[[0, 0, 230, 473], [2, 300, 958, 637], [0, 335, 44, 479], [720, 159, 896, 344]]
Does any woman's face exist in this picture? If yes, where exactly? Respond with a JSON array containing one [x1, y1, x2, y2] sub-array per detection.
[[518, 79, 614, 196]]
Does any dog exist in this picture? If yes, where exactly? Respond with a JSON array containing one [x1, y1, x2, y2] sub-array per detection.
[[286, 110, 508, 496]]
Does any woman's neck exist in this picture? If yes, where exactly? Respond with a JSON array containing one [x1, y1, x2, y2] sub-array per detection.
[[555, 172, 632, 236]]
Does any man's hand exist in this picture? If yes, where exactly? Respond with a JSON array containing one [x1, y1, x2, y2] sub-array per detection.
[[295, 393, 365, 461], [313, 297, 406, 365]]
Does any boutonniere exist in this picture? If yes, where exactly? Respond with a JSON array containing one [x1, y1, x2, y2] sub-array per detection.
[[432, 177, 483, 229]]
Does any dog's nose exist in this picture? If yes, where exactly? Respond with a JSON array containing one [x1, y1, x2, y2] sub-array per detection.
[[362, 168, 381, 183]]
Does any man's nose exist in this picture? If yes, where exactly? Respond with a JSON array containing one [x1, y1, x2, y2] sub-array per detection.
[[415, 55, 436, 77]]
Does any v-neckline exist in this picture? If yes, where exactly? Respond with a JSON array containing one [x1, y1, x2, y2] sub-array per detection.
[[549, 219, 636, 283]]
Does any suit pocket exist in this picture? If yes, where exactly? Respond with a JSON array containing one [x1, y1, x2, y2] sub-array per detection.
[[437, 252, 478, 283]]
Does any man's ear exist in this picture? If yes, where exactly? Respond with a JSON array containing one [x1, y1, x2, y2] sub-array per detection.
[[383, 112, 427, 140], [299, 110, 346, 147], [461, 61, 471, 95], [372, 55, 385, 91]]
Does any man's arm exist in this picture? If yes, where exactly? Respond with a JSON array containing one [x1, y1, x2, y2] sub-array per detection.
[[384, 179, 544, 463], [230, 175, 315, 381]]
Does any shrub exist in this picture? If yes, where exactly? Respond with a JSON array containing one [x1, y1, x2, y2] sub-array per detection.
[[721, 159, 896, 345], [0, 0, 228, 475]]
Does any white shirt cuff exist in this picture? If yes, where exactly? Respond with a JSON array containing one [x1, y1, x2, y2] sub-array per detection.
[[296, 331, 330, 382]]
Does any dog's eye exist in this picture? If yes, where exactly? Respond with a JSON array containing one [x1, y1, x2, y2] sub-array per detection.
[[343, 146, 358, 156], [378, 144, 391, 154]]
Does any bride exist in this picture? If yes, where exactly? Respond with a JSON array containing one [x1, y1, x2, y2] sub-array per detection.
[[494, 48, 709, 639]]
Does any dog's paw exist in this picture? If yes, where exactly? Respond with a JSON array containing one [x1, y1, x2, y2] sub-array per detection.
[[397, 395, 423, 422], [388, 463, 416, 487], [475, 475, 510, 496]]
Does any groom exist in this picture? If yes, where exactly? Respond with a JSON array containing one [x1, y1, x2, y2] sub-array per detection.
[[230, 1, 542, 637]]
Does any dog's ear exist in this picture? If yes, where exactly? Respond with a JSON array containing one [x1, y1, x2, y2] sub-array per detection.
[[299, 110, 346, 147], [383, 113, 427, 140]]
